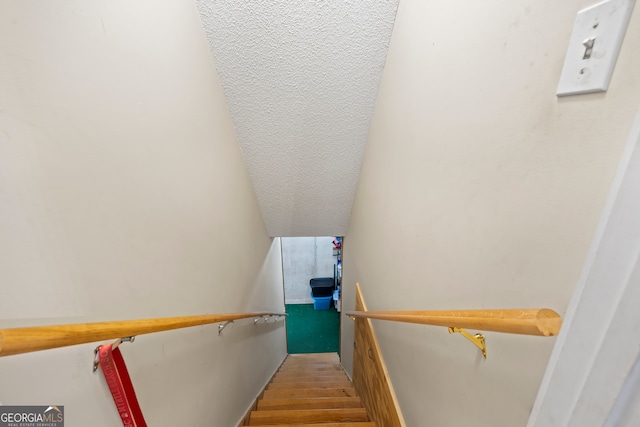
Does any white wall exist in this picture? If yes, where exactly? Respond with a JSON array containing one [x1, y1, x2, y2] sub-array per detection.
[[282, 237, 336, 304], [341, 1, 640, 426], [0, 1, 286, 426]]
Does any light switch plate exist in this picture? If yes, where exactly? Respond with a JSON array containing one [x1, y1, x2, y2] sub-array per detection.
[[557, 0, 635, 97]]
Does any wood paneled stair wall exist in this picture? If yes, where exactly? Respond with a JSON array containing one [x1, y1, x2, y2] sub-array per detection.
[[242, 353, 376, 426]]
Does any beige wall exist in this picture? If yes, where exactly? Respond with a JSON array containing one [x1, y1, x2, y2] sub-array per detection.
[[341, 1, 639, 426], [0, 1, 286, 426]]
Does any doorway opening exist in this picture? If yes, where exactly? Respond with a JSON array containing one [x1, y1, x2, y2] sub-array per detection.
[[281, 236, 342, 354]]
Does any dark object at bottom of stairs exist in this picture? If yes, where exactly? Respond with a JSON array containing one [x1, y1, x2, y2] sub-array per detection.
[[310, 277, 335, 297]]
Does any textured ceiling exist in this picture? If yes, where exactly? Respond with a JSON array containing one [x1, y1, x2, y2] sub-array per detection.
[[195, 0, 398, 237]]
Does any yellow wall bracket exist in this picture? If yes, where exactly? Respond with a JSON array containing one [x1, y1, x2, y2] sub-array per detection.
[[448, 327, 487, 358]]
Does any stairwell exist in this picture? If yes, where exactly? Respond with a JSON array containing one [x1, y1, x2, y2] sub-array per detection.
[[243, 353, 376, 426]]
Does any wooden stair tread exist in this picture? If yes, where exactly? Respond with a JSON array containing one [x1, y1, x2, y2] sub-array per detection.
[[248, 408, 369, 425], [276, 367, 346, 371], [281, 362, 341, 367], [259, 424, 376, 427], [280, 362, 341, 367], [279, 366, 342, 371], [257, 397, 362, 411], [271, 375, 349, 383], [262, 388, 358, 399], [267, 381, 353, 390], [274, 372, 347, 378], [286, 353, 340, 359]]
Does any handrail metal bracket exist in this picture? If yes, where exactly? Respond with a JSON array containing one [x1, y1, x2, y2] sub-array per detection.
[[254, 316, 268, 325], [448, 327, 487, 358], [254, 314, 288, 325], [93, 336, 136, 373], [218, 320, 234, 336], [92, 348, 100, 373], [120, 336, 136, 344]]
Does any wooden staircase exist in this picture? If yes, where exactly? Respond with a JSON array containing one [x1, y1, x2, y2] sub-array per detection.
[[243, 353, 376, 426]]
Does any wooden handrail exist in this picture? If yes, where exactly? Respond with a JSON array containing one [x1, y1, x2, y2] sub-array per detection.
[[346, 308, 562, 336], [0, 312, 287, 357]]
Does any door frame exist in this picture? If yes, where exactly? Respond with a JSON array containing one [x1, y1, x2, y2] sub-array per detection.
[[527, 112, 640, 427]]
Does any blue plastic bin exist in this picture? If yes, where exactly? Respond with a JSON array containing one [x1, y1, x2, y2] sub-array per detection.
[[310, 292, 332, 310]]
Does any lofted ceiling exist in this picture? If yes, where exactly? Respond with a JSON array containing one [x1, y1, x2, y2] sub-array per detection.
[[195, 0, 399, 237]]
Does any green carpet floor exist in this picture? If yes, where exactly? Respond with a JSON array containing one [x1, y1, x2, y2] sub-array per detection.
[[286, 303, 340, 354]]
